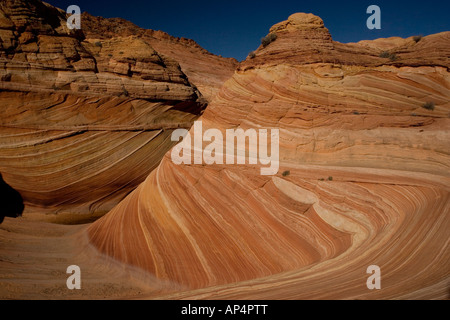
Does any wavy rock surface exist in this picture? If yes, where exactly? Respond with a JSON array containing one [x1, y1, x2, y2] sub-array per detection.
[[0, 0, 211, 218], [88, 13, 450, 298]]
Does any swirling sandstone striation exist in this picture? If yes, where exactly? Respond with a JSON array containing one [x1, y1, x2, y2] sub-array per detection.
[[89, 13, 449, 298], [0, 0, 215, 218]]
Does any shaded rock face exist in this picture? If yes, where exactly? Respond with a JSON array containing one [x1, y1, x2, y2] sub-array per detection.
[[0, 172, 24, 223], [0, 0, 216, 218], [89, 13, 450, 298]]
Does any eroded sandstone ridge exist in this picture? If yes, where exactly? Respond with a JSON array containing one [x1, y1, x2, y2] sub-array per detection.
[[0, 0, 236, 218], [80, 12, 238, 101], [88, 13, 449, 298]]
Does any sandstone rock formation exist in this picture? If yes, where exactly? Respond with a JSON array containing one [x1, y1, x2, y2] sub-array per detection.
[[0, 0, 226, 218], [0, 3, 448, 299], [80, 12, 239, 101], [88, 13, 450, 298]]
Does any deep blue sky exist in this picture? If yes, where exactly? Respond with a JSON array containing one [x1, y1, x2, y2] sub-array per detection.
[[46, 0, 450, 61]]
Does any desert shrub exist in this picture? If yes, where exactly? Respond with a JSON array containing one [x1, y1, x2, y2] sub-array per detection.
[[422, 102, 435, 111], [328, 176, 333, 181], [413, 35, 423, 43], [118, 87, 129, 97], [389, 53, 398, 61], [282, 170, 291, 177], [94, 41, 102, 47], [261, 33, 277, 47], [248, 51, 256, 59], [380, 51, 399, 61]]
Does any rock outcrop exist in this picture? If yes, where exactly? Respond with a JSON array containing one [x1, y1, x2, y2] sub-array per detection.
[[80, 12, 239, 101], [245, 13, 450, 68], [88, 13, 450, 298], [0, 0, 222, 218]]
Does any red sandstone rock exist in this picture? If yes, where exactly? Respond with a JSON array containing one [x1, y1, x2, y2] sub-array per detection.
[[80, 12, 239, 101], [88, 13, 450, 298], [0, 4, 448, 299], [0, 0, 214, 217]]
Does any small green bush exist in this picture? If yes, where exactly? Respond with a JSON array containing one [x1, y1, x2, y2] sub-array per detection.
[[94, 41, 102, 47], [379, 51, 398, 61], [282, 170, 291, 177], [422, 102, 435, 111], [248, 51, 256, 59], [261, 33, 278, 47], [118, 87, 129, 97], [328, 176, 333, 181], [389, 53, 398, 61]]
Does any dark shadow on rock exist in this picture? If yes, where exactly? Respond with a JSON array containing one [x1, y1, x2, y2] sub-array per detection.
[[0, 173, 24, 224]]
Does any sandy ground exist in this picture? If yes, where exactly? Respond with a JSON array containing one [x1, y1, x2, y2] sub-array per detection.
[[0, 216, 183, 300]]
